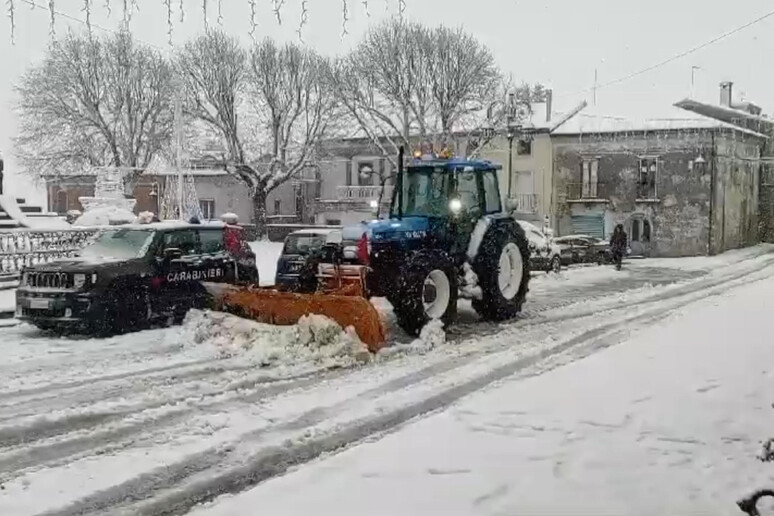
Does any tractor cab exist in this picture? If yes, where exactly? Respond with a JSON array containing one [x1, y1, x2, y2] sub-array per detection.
[[392, 153, 502, 221], [369, 151, 503, 255]]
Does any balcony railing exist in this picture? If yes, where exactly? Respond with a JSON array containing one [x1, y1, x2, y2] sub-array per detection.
[[565, 182, 610, 201], [0, 228, 99, 277], [336, 185, 394, 202], [507, 193, 539, 213]]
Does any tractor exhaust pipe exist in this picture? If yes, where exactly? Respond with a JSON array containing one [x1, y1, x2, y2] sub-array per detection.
[[396, 146, 404, 220]]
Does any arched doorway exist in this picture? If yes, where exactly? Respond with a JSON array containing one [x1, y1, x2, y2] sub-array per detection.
[[627, 215, 652, 257]]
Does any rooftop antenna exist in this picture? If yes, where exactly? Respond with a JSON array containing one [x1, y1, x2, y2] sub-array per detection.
[[691, 66, 702, 99], [592, 69, 598, 106]]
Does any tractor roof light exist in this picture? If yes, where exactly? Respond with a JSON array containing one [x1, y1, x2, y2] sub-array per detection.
[[449, 198, 463, 216], [437, 146, 454, 159]]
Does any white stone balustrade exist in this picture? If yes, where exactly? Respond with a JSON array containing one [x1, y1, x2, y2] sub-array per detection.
[[0, 229, 99, 276]]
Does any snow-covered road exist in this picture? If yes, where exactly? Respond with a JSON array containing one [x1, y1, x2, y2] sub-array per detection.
[[193, 254, 774, 516], [1, 245, 773, 515]]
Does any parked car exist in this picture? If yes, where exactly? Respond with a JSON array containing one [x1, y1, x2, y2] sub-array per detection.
[[553, 234, 613, 265], [515, 219, 562, 273], [16, 222, 258, 334], [275, 228, 341, 292]]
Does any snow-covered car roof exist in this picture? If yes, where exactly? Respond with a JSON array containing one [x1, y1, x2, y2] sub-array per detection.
[[288, 228, 340, 236]]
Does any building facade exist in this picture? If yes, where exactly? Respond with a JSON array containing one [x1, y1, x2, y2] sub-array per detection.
[[675, 81, 774, 243], [552, 114, 766, 257], [312, 137, 396, 226]]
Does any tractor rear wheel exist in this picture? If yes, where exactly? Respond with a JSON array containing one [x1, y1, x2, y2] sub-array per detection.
[[472, 223, 530, 322], [392, 252, 458, 337]]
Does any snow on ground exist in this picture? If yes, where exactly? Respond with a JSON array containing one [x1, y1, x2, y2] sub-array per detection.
[[1, 246, 774, 515], [249, 240, 284, 286], [191, 262, 774, 516]]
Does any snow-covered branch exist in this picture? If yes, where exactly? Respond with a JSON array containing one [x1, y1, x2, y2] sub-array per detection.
[[177, 30, 337, 235], [14, 31, 174, 183]]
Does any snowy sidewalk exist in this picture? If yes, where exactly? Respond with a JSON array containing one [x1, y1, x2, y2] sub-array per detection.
[[192, 272, 774, 515]]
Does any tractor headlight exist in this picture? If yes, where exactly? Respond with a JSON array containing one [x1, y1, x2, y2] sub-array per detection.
[[73, 274, 87, 289], [449, 198, 462, 215]]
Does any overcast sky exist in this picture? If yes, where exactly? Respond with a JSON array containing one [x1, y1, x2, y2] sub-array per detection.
[[2, 0, 773, 205]]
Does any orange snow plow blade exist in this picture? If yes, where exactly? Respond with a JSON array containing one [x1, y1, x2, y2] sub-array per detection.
[[217, 288, 385, 353]]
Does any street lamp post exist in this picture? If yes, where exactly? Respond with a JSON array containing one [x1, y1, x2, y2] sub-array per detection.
[[506, 92, 516, 199]]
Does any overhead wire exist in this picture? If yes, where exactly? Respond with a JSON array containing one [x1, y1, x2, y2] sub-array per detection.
[[556, 7, 774, 99]]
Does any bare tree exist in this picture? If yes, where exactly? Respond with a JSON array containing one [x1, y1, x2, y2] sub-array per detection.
[[332, 19, 507, 168], [14, 31, 175, 188], [177, 30, 336, 235]]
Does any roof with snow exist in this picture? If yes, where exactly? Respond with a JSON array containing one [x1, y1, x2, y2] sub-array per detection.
[[552, 106, 769, 139], [525, 101, 588, 133], [674, 98, 774, 133]]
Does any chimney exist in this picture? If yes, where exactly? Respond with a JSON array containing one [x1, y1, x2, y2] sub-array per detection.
[[720, 81, 733, 107], [545, 89, 553, 123]]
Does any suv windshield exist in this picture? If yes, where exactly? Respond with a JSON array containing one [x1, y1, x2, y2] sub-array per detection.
[[79, 229, 154, 260], [393, 166, 452, 218], [283, 234, 328, 256]]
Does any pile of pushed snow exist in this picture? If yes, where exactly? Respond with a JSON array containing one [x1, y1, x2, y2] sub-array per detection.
[[378, 319, 447, 359], [74, 206, 136, 227], [178, 309, 371, 368]]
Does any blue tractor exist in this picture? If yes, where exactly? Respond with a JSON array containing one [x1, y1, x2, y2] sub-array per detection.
[[363, 148, 531, 336]]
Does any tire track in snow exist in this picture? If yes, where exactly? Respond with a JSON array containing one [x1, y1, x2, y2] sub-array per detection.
[[0, 359, 269, 424], [0, 370, 344, 477], [0, 364, 354, 466], [39, 259, 774, 516]]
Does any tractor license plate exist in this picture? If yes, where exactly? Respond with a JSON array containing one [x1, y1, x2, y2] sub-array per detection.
[[29, 298, 51, 310]]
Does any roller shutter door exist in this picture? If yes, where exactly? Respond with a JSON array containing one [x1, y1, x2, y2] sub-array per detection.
[[570, 215, 604, 239]]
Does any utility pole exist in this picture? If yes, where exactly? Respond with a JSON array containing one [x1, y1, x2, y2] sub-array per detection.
[[593, 68, 598, 107], [173, 81, 184, 220]]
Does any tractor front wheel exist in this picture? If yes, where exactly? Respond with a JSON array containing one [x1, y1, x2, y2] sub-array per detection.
[[392, 252, 458, 337], [472, 223, 530, 322]]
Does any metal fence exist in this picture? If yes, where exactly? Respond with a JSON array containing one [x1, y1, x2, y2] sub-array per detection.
[[0, 228, 99, 277]]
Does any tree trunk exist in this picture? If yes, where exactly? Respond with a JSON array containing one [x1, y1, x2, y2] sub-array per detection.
[[252, 189, 269, 240]]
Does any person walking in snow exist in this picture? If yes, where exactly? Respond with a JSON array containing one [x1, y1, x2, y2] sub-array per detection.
[[610, 224, 627, 271]]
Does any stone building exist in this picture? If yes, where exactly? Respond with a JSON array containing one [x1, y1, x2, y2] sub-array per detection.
[[551, 109, 767, 257], [675, 81, 774, 243]]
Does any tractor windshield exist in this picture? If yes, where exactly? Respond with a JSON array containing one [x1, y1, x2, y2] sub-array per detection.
[[392, 166, 452, 218]]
